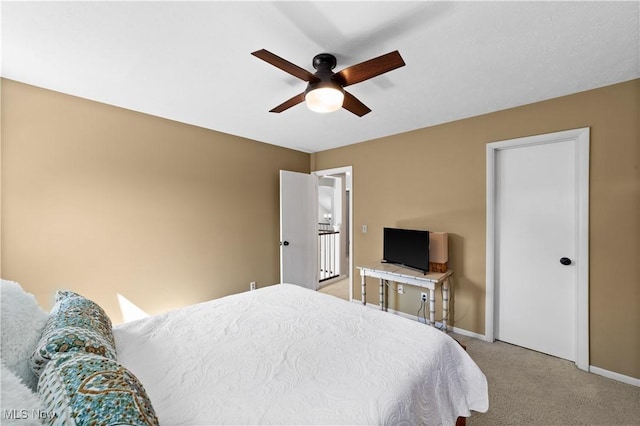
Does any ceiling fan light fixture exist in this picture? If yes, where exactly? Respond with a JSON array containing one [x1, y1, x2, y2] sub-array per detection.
[[304, 81, 344, 113], [305, 87, 344, 113]]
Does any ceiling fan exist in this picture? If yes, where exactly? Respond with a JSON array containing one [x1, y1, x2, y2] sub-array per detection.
[[251, 49, 405, 117]]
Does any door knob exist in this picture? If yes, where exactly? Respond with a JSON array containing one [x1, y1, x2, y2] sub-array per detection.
[[281, 241, 290, 246], [560, 257, 572, 266]]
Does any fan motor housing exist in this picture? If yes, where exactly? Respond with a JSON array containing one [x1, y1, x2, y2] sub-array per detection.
[[304, 79, 344, 98], [312, 53, 337, 71], [307, 53, 342, 95]]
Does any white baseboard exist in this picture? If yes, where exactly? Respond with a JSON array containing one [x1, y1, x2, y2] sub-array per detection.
[[589, 366, 640, 387], [449, 326, 486, 341]]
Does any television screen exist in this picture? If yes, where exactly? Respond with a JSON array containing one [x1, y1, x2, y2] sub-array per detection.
[[383, 228, 430, 273]]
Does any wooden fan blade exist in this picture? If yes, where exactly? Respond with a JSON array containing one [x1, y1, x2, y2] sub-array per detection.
[[334, 51, 405, 87], [252, 49, 317, 82], [269, 93, 305, 113], [342, 91, 371, 117]]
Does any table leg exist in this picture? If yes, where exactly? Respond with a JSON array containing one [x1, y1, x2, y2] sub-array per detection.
[[429, 288, 436, 326], [361, 274, 366, 306], [379, 279, 385, 311], [442, 279, 450, 332]]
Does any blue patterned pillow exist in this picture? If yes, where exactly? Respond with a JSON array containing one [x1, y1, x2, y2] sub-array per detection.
[[53, 291, 114, 337], [38, 353, 159, 426], [30, 291, 117, 376]]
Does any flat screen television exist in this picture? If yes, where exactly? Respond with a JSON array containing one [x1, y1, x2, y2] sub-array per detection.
[[383, 227, 430, 273]]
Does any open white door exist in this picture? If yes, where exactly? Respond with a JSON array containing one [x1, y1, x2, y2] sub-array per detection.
[[280, 170, 318, 290]]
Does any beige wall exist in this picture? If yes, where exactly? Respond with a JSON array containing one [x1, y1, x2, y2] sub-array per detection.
[[312, 79, 640, 379], [1, 79, 310, 324], [2, 77, 638, 379]]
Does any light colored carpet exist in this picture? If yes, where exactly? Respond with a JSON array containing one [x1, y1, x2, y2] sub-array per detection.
[[318, 277, 350, 300], [451, 333, 640, 426]]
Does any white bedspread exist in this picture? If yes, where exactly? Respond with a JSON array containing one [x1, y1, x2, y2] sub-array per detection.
[[113, 284, 488, 425]]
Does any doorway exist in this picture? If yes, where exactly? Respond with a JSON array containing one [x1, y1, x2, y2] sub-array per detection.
[[313, 166, 353, 301], [486, 128, 589, 370]]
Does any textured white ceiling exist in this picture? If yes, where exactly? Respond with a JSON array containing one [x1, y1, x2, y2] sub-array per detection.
[[2, 1, 639, 153]]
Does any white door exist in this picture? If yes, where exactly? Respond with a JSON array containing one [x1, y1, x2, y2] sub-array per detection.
[[495, 140, 577, 360], [280, 170, 317, 289], [488, 128, 589, 368]]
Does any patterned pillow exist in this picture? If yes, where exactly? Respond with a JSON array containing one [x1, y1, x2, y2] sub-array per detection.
[[53, 291, 114, 338], [30, 291, 117, 376], [38, 353, 159, 426]]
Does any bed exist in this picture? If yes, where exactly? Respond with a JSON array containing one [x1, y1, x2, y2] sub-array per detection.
[[1, 280, 488, 426]]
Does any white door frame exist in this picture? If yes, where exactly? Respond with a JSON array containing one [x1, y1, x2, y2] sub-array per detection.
[[485, 128, 590, 371], [312, 166, 354, 301]]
